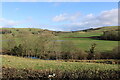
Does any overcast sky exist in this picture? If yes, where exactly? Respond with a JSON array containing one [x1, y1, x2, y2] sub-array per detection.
[[0, 2, 118, 31]]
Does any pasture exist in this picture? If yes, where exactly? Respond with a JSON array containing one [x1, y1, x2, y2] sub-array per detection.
[[55, 26, 118, 51], [1, 26, 119, 79], [2, 55, 119, 71], [1, 26, 118, 52], [1, 55, 120, 79]]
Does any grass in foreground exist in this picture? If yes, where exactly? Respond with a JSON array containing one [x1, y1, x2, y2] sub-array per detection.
[[2, 55, 119, 71], [1, 55, 120, 80]]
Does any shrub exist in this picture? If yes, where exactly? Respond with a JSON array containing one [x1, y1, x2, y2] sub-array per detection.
[[16, 29, 19, 31], [100, 31, 119, 41], [10, 44, 23, 56], [112, 46, 120, 59], [88, 43, 97, 60]]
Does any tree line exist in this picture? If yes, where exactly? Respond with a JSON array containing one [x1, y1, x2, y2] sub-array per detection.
[[2, 29, 119, 60], [100, 30, 119, 41]]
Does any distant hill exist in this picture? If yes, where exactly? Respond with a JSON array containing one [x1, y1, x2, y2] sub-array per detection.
[[0, 26, 118, 34], [1, 26, 118, 54], [79, 26, 118, 32]]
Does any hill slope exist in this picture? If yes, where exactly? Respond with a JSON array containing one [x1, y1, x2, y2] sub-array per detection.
[[1, 26, 118, 52]]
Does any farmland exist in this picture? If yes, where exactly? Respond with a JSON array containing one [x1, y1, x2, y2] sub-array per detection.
[[1, 26, 118, 52], [1, 26, 120, 79], [1, 55, 120, 80], [57, 26, 118, 51], [1, 26, 119, 59]]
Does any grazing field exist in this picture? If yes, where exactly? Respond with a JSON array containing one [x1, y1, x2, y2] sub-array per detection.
[[1, 26, 118, 52], [1, 2, 119, 80], [1, 26, 119, 79], [2, 55, 119, 71], [1, 55, 120, 79], [57, 26, 118, 51]]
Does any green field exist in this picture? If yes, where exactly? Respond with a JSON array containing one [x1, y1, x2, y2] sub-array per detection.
[[1, 26, 120, 79], [2, 55, 119, 71], [1, 26, 118, 52], [1, 55, 120, 79], [57, 26, 118, 51]]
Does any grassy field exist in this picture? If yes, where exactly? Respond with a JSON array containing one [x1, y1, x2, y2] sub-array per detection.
[[1, 55, 120, 79], [57, 26, 118, 51], [1, 26, 118, 52], [1, 26, 119, 79], [2, 55, 119, 71]]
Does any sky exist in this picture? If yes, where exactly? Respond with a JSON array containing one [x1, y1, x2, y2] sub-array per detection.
[[0, 2, 118, 31], [1, 0, 119, 2]]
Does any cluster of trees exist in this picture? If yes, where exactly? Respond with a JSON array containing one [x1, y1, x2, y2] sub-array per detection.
[[100, 31, 119, 41], [6, 39, 88, 60], [2, 30, 88, 60], [3, 34, 119, 60], [2, 29, 119, 60]]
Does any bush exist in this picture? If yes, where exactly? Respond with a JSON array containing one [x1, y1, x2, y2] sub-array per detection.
[[16, 29, 19, 31], [100, 46, 120, 59], [60, 41, 88, 60], [112, 46, 120, 59], [10, 44, 23, 56], [100, 31, 119, 41], [88, 43, 97, 60]]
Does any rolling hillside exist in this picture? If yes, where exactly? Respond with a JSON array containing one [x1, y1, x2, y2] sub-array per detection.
[[1, 26, 119, 52]]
